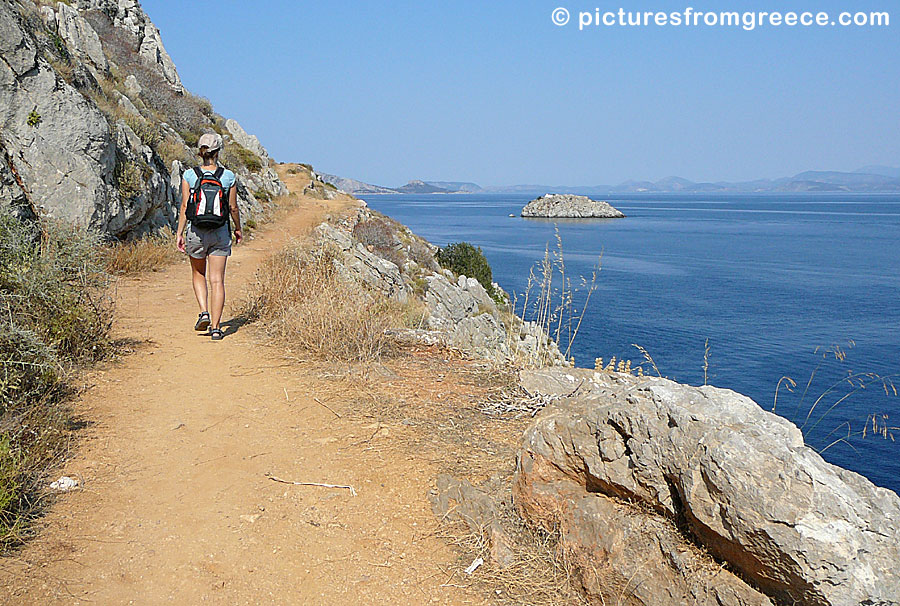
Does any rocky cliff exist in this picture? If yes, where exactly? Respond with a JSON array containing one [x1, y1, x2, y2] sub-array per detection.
[[0, 0, 286, 238]]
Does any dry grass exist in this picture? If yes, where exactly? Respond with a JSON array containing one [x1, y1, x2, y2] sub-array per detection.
[[511, 228, 600, 368], [440, 506, 589, 606], [242, 241, 416, 362], [101, 227, 179, 275], [771, 342, 900, 454]]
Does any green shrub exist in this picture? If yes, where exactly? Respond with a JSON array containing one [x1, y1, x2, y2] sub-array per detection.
[[252, 189, 271, 202], [436, 242, 496, 296], [26, 110, 41, 127], [224, 143, 263, 173], [0, 211, 112, 547]]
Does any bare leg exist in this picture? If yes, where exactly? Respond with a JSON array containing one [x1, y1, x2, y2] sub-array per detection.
[[189, 256, 208, 312], [207, 255, 228, 329]]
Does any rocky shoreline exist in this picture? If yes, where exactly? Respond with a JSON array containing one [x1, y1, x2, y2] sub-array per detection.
[[436, 367, 900, 606], [521, 193, 625, 218]]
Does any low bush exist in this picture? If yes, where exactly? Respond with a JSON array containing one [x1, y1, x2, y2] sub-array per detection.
[[243, 244, 411, 362], [114, 159, 143, 199], [157, 135, 193, 168], [352, 218, 406, 268], [123, 114, 162, 148], [0, 211, 112, 548], [353, 217, 395, 250], [408, 239, 438, 270], [223, 143, 263, 173], [436, 242, 497, 295]]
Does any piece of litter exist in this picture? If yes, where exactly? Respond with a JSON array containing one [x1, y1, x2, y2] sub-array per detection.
[[50, 476, 79, 491], [239, 514, 261, 524], [464, 557, 483, 575]]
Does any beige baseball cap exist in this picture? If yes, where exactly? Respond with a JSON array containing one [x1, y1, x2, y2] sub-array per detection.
[[198, 132, 223, 153]]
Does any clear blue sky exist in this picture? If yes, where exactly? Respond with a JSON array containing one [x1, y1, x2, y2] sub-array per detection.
[[142, 0, 897, 187]]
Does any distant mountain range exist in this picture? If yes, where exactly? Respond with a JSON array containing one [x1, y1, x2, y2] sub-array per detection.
[[320, 166, 900, 195]]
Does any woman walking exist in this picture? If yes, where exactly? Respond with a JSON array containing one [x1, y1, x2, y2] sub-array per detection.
[[176, 133, 243, 341]]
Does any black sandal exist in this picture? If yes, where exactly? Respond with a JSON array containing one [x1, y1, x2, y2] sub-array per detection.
[[194, 312, 210, 331], [210, 327, 224, 341]]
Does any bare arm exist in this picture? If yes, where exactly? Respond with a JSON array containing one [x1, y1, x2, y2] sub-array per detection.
[[176, 177, 190, 252], [229, 185, 242, 244]]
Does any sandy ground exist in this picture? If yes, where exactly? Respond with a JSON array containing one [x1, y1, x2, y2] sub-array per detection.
[[0, 169, 517, 605]]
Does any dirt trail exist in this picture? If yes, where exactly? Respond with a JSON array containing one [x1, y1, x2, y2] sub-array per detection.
[[0, 171, 496, 605]]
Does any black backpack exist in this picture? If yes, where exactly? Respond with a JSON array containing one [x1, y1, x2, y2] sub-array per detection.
[[187, 167, 230, 229]]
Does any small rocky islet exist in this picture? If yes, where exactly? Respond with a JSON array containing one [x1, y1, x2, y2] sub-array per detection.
[[521, 193, 625, 218]]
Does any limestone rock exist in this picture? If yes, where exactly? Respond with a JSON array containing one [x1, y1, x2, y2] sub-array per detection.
[[0, 2, 37, 76], [124, 74, 141, 96], [544, 483, 773, 605], [521, 194, 625, 218], [56, 2, 109, 73], [315, 223, 409, 303], [514, 368, 900, 606], [116, 91, 140, 116], [225, 118, 269, 162], [0, 12, 117, 229], [75, 0, 182, 88]]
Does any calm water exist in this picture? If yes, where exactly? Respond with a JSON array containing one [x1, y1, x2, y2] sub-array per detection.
[[366, 193, 900, 494]]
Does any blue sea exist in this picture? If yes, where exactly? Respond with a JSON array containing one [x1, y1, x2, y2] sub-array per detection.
[[365, 193, 900, 495]]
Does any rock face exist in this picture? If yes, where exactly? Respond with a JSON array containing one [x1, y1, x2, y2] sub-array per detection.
[[56, 3, 109, 73], [513, 368, 900, 606], [0, 0, 285, 237], [314, 222, 409, 303], [75, 0, 182, 89], [521, 194, 625, 218]]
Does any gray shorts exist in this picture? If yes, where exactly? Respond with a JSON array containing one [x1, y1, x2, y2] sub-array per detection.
[[185, 224, 231, 259]]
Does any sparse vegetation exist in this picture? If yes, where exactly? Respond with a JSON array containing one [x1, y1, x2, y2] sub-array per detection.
[[512, 231, 599, 365], [242, 243, 418, 362], [114, 159, 143, 199], [26, 109, 41, 127], [441, 507, 589, 606], [49, 33, 69, 61], [157, 135, 193, 167], [101, 227, 179, 275], [352, 217, 405, 268], [123, 114, 162, 147], [223, 142, 263, 173], [407, 239, 437, 270], [772, 342, 899, 454], [0, 211, 112, 548]]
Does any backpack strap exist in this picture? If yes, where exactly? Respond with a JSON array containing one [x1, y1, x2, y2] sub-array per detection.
[[213, 166, 224, 180]]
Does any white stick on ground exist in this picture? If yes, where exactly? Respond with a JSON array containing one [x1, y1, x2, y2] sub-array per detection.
[[266, 474, 357, 497]]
